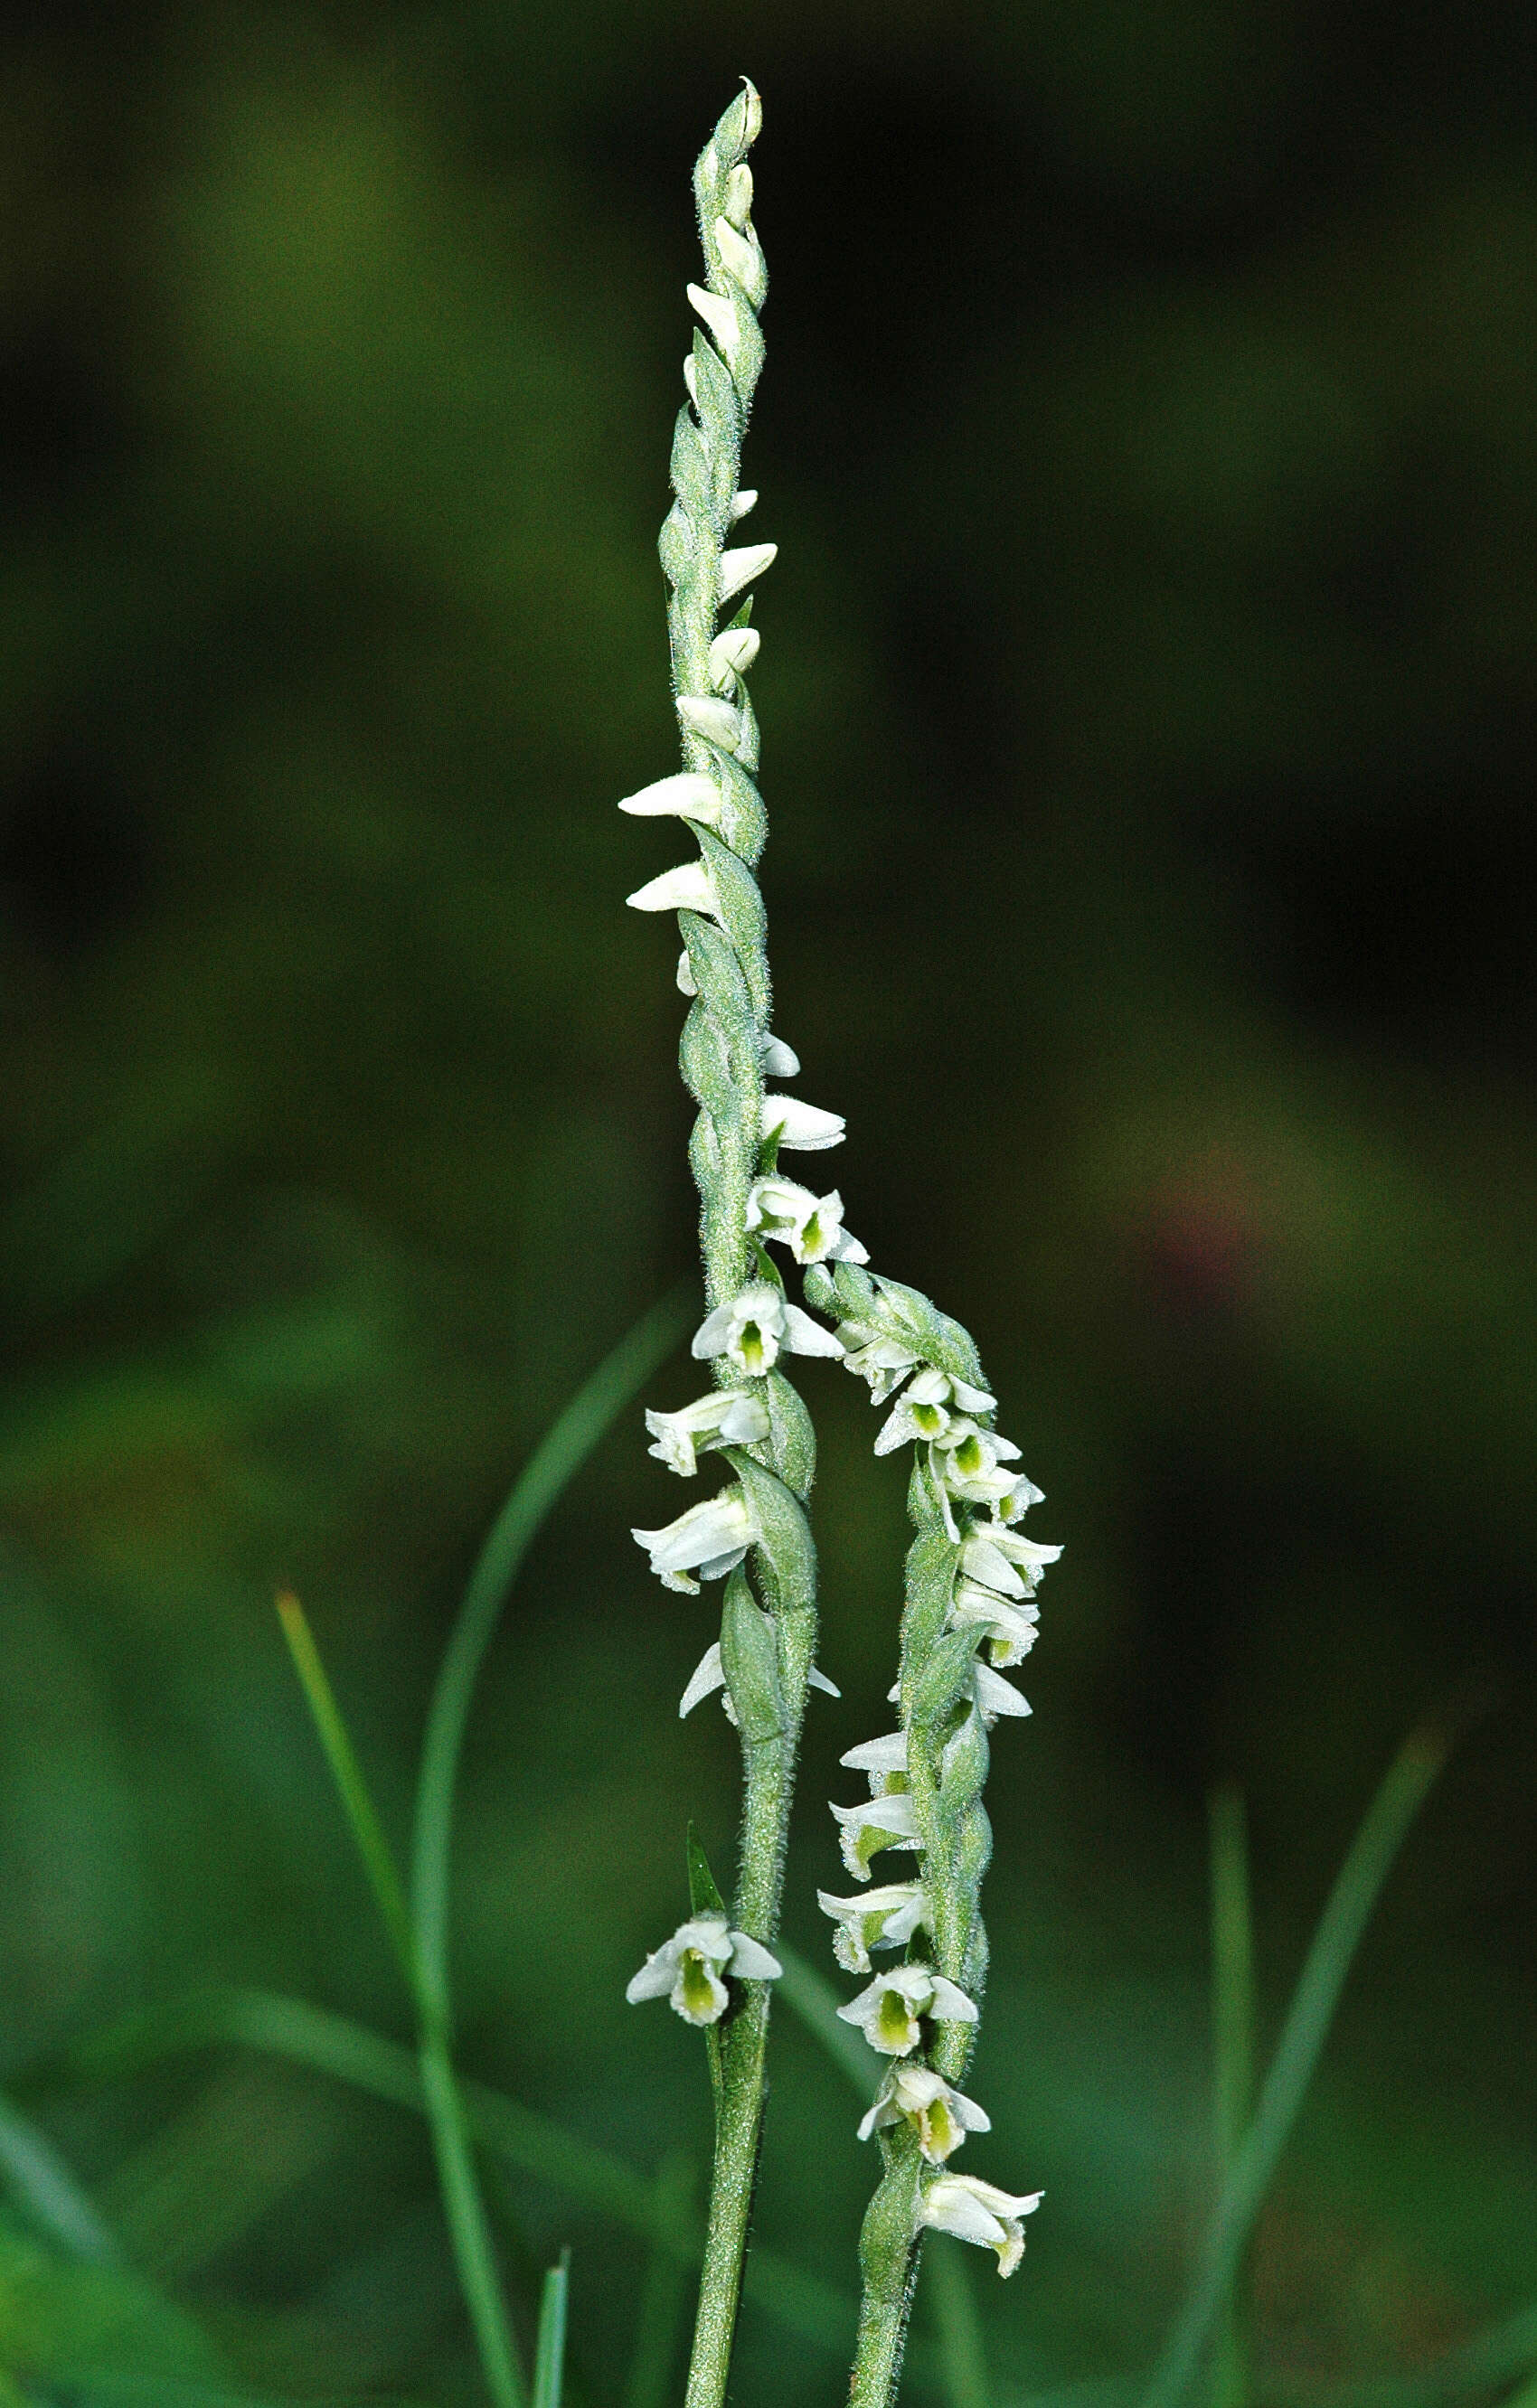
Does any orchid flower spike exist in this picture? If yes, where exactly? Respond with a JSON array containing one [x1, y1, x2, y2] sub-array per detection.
[[626, 1912, 782, 2026], [919, 2175, 1043, 2277], [859, 2063, 991, 2164], [691, 1280, 842, 1378], [835, 1961, 978, 2055]]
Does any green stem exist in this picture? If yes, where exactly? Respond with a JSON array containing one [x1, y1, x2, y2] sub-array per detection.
[[1209, 1786, 1255, 2408]]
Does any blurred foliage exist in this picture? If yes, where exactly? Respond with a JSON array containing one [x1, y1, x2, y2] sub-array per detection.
[[2, 1, 1535, 2402]]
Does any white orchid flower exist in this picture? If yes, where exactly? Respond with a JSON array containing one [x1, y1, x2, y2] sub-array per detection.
[[830, 1790, 922, 1881], [973, 1661, 1031, 1723], [618, 771, 721, 827], [679, 1641, 838, 1725], [759, 1032, 799, 1077], [835, 1961, 977, 2055], [839, 1730, 908, 1784], [960, 1528, 1061, 1600], [932, 1422, 1024, 1509], [626, 1911, 782, 2026], [837, 1331, 922, 1404], [631, 1489, 759, 1594], [816, 1881, 930, 1974], [746, 1175, 868, 1269], [691, 1280, 842, 1378], [858, 2063, 991, 2164], [918, 2174, 1043, 2276], [873, 1366, 997, 1456], [948, 1581, 1041, 1667], [645, 1388, 769, 1480]]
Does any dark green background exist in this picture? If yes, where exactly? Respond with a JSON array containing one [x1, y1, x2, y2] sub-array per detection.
[[2, 4, 1534, 2401]]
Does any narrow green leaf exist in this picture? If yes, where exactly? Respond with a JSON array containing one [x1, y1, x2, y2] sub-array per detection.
[[773, 1941, 882, 2099], [624, 2155, 696, 2408], [0, 2085, 119, 2266], [1143, 1730, 1448, 2408], [1208, 1786, 1255, 2408], [274, 1591, 416, 1990], [926, 2237, 989, 2408], [532, 2251, 570, 2408], [686, 1825, 727, 1919]]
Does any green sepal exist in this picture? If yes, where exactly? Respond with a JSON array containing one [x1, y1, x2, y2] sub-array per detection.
[[727, 1451, 817, 1617], [686, 1820, 727, 1918], [696, 829, 770, 1025], [748, 1235, 782, 1289], [670, 407, 712, 517], [725, 596, 754, 630], [901, 1531, 960, 1682], [938, 1704, 990, 1823], [733, 682, 761, 773], [719, 1566, 786, 1745], [711, 749, 767, 864], [802, 1262, 837, 1319], [763, 1370, 816, 1500], [757, 1124, 783, 1179], [910, 1627, 982, 1729]]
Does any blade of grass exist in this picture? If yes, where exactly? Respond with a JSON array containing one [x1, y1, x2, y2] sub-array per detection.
[[532, 2252, 570, 2408], [624, 2153, 697, 2408], [404, 1293, 687, 2408], [274, 1592, 415, 1989], [1143, 1730, 1447, 2408], [1208, 1786, 1255, 2408], [409, 1286, 692, 2034], [773, 1940, 882, 2100], [926, 2240, 989, 2408], [0, 2084, 120, 2266], [273, 1602, 523, 2408]]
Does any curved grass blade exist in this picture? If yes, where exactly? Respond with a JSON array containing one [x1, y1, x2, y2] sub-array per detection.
[[274, 1592, 415, 1989], [532, 2252, 570, 2408], [409, 1285, 692, 2031], [772, 1940, 882, 2100], [624, 2154, 697, 2408], [0, 2083, 120, 2266], [1143, 1731, 1447, 2408], [926, 2240, 989, 2408], [1209, 1786, 1255, 2408]]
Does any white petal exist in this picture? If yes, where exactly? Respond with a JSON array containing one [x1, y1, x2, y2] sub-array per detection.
[[729, 484, 758, 520], [975, 1664, 1032, 1719], [763, 1095, 845, 1150], [722, 166, 753, 230], [683, 354, 698, 409], [709, 627, 760, 687], [691, 1301, 737, 1359], [726, 1932, 782, 1981], [759, 1033, 799, 1077], [679, 1642, 727, 1718], [950, 1378, 997, 1414], [714, 217, 762, 290], [676, 948, 698, 995], [677, 694, 742, 748], [687, 281, 740, 353], [626, 1953, 678, 2004], [781, 1303, 845, 1359], [719, 542, 777, 607], [627, 861, 718, 917], [840, 1732, 908, 1774], [921, 2186, 1008, 2249], [808, 1664, 842, 1698], [928, 1975, 980, 2024], [618, 771, 721, 823]]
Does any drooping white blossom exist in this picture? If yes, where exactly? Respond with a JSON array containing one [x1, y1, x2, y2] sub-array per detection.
[[691, 1281, 842, 1378], [932, 1422, 1024, 1510], [677, 693, 743, 749], [830, 1790, 922, 1881], [838, 1331, 922, 1404], [687, 280, 740, 355], [835, 1961, 978, 2055], [709, 626, 760, 689], [626, 1911, 782, 2026], [840, 1731, 908, 1783], [759, 1032, 799, 1077], [645, 1388, 770, 1480], [816, 1881, 930, 1974], [960, 1528, 1061, 1598], [858, 2063, 991, 2164], [746, 1175, 868, 1268], [718, 542, 777, 607], [631, 1489, 759, 1594], [919, 2175, 1043, 2275], [973, 1661, 1032, 1723]]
